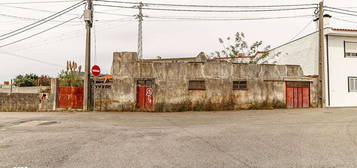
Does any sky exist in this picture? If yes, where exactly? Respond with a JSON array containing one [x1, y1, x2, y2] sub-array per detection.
[[0, 0, 356, 82]]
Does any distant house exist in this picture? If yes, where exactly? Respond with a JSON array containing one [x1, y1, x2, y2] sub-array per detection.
[[267, 14, 357, 107]]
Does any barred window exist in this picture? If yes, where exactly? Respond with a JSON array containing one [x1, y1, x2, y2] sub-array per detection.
[[233, 81, 248, 90], [349, 77, 357, 92], [188, 80, 206, 90], [345, 41, 357, 58]]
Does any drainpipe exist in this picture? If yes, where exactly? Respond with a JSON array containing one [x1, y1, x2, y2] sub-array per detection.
[[326, 35, 331, 106]]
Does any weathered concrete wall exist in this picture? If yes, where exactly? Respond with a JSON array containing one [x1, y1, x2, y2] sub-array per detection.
[[0, 93, 40, 111], [0, 93, 53, 112], [95, 52, 315, 112], [0, 86, 50, 94]]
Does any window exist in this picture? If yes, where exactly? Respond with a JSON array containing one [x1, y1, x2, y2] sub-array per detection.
[[345, 41, 357, 57], [137, 79, 153, 87], [233, 81, 248, 90], [348, 77, 357, 92], [188, 80, 206, 90]]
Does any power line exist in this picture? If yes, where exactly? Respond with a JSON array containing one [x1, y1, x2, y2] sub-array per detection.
[[95, 11, 134, 17], [289, 19, 314, 41], [0, 51, 62, 67], [0, 1, 84, 41], [0, 4, 80, 16], [144, 15, 313, 21], [0, 12, 82, 25], [0, 1, 79, 5], [332, 17, 357, 24], [96, 0, 317, 8], [325, 9, 357, 17], [325, 6, 357, 14], [12, 21, 132, 52], [0, 17, 79, 48], [95, 4, 316, 13]]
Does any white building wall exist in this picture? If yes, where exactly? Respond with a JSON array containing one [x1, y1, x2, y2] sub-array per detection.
[[268, 32, 319, 75], [327, 35, 357, 107]]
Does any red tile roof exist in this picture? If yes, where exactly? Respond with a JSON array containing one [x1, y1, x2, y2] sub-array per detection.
[[98, 75, 112, 80], [332, 28, 357, 32]]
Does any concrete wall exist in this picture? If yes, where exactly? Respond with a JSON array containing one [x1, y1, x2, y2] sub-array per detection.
[[0, 93, 54, 112], [327, 35, 357, 107], [0, 86, 50, 94], [95, 52, 313, 112], [0, 93, 40, 111]]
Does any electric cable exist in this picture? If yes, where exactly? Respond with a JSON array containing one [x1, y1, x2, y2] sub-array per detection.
[[96, 0, 317, 8], [325, 9, 357, 17], [0, 12, 82, 24], [0, 51, 62, 67], [0, 1, 78, 5], [144, 14, 314, 21], [325, 6, 357, 15], [0, 1, 84, 41], [94, 4, 316, 13], [332, 17, 357, 24], [0, 17, 79, 48], [0, 4, 80, 16], [289, 19, 314, 41]]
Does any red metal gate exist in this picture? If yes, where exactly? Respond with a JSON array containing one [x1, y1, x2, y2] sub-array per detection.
[[58, 86, 83, 109], [286, 82, 310, 108], [136, 80, 154, 109]]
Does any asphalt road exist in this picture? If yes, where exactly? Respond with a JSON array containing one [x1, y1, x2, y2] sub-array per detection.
[[1, 108, 357, 168]]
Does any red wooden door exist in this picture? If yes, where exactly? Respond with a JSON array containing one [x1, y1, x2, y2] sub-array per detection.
[[286, 82, 310, 108], [136, 79, 154, 110], [137, 86, 153, 109], [58, 86, 83, 109]]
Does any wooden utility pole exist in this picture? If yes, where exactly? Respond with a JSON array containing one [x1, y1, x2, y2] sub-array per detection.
[[318, 1, 326, 108], [83, 0, 93, 111]]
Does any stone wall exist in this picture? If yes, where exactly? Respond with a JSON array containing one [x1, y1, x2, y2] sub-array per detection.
[[0, 93, 40, 111], [94, 52, 316, 112]]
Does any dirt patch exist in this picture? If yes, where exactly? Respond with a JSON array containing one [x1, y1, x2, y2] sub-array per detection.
[[0, 144, 11, 149], [11, 120, 59, 127], [38, 121, 59, 126]]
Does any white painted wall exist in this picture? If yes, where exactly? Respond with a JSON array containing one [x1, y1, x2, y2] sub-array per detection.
[[327, 35, 357, 107], [268, 32, 319, 75]]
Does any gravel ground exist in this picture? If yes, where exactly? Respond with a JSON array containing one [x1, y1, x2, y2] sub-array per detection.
[[1, 108, 357, 168]]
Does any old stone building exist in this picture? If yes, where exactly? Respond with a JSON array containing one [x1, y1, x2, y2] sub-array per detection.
[[94, 52, 317, 112]]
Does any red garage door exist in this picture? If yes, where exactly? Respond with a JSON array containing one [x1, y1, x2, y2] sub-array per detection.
[[286, 82, 310, 108]]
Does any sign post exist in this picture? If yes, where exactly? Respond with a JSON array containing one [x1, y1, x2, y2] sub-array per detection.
[[91, 65, 100, 111]]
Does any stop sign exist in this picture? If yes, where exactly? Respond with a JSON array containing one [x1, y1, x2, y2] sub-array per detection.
[[91, 65, 101, 76]]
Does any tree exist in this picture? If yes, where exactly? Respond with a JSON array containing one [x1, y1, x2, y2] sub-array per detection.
[[210, 32, 280, 64], [13, 73, 38, 87]]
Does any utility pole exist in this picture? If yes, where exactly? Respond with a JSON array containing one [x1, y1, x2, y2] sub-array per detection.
[[83, 0, 93, 111], [318, 1, 326, 108], [136, 2, 144, 59]]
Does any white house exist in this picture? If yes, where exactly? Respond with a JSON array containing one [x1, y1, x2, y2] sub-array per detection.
[[268, 15, 357, 107]]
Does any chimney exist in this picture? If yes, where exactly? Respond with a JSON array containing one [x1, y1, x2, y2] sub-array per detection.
[[314, 14, 332, 30]]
